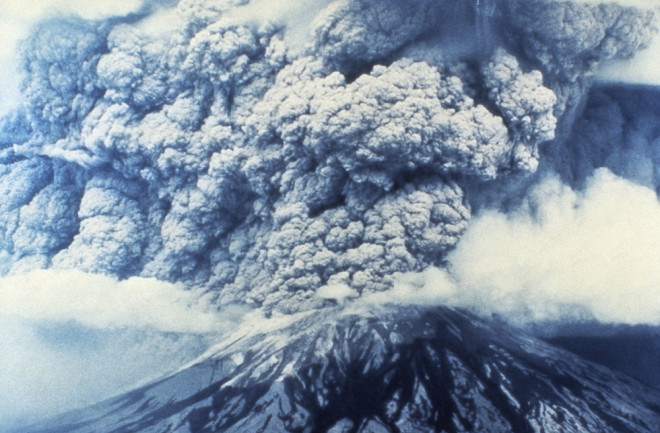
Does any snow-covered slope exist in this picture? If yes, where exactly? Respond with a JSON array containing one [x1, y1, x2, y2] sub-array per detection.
[[26, 306, 660, 433]]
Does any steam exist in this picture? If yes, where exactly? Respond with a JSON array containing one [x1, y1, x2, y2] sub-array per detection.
[[0, 270, 239, 333], [375, 170, 660, 325]]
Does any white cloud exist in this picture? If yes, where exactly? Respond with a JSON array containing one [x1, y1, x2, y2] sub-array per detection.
[[136, 5, 182, 36], [365, 169, 660, 325], [359, 267, 457, 307], [221, 0, 332, 52], [448, 169, 660, 324], [317, 283, 359, 304], [224, 0, 332, 27], [0, 269, 240, 333]]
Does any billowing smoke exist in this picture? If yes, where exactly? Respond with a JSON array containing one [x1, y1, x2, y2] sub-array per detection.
[[0, 0, 156, 116], [1, 0, 659, 426], [3, 0, 651, 312]]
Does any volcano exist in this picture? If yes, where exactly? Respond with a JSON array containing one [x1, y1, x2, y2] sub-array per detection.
[[2, 0, 660, 430], [25, 305, 660, 433]]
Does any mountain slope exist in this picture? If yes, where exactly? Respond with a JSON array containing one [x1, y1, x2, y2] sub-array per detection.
[[26, 306, 660, 433]]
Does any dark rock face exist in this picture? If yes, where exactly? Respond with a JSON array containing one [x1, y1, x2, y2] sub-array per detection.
[[27, 306, 660, 433]]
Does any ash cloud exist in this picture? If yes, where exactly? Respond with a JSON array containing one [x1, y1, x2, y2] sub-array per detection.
[[0, 0, 656, 312], [0, 0, 657, 310], [0, 0, 161, 116], [598, 30, 660, 85], [593, 0, 660, 86]]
